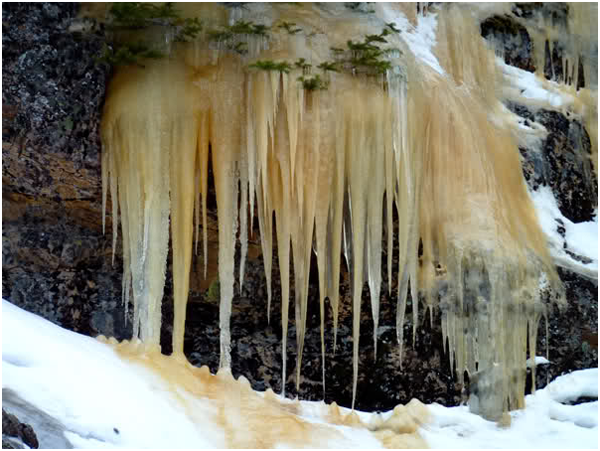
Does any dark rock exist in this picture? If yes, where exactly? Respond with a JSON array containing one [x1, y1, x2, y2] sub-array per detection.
[[2, 389, 73, 449], [484, 4, 584, 87], [2, 194, 129, 340], [481, 15, 536, 72], [2, 3, 107, 161], [508, 103, 597, 223], [564, 396, 598, 406], [2, 439, 18, 449], [2, 3, 127, 340], [512, 3, 569, 28], [2, 409, 39, 449], [532, 267, 598, 392], [535, 109, 596, 223], [555, 218, 566, 238]]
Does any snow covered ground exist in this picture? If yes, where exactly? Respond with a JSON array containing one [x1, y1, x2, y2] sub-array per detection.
[[2, 299, 598, 449]]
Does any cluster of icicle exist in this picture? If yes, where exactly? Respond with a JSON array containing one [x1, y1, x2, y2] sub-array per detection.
[[100, 3, 574, 418], [477, 2, 598, 176]]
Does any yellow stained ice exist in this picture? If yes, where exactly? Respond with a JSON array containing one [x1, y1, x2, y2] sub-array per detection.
[[96, 336, 430, 448], [99, 3, 591, 419]]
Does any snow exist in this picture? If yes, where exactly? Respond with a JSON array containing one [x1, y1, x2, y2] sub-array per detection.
[[379, 4, 445, 75], [501, 61, 570, 108], [423, 369, 598, 449], [2, 299, 598, 449], [2, 300, 221, 448], [530, 185, 598, 277]]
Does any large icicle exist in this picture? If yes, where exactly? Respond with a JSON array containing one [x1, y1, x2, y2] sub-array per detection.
[[313, 87, 336, 393], [103, 61, 191, 348], [204, 57, 245, 368]]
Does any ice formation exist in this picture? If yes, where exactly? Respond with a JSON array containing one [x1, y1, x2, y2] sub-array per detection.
[[100, 3, 596, 419], [94, 335, 429, 448]]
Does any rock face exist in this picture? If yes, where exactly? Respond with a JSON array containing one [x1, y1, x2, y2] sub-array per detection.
[[2, 2, 597, 414], [535, 268, 598, 389], [510, 103, 597, 223], [2, 2, 129, 341], [2, 408, 39, 449], [480, 14, 536, 72], [2, 390, 74, 449]]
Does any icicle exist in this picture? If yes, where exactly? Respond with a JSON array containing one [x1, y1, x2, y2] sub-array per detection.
[[209, 60, 245, 368], [256, 178, 273, 324], [246, 76, 257, 239], [313, 89, 335, 394], [101, 143, 109, 236], [170, 114, 199, 355], [238, 149, 249, 291], [396, 266, 409, 367], [293, 91, 320, 394], [329, 104, 347, 354], [194, 170, 200, 256], [366, 94, 386, 360], [343, 78, 376, 409], [197, 113, 210, 280], [109, 148, 119, 267], [271, 83, 292, 396]]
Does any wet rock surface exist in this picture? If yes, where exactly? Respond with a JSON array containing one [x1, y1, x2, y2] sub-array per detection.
[[533, 267, 598, 392], [481, 14, 535, 72], [508, 102, 597, 223], [2, 2, 598, 415], [2, 409, 39, 449]]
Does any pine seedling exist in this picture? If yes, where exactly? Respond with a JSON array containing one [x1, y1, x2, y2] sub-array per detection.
[[298, 74, 329, 91], [249, 60, 292, 73], [294, 58, 312, 73], [317, 61, 339, 73], [278, 21, 302, 35]]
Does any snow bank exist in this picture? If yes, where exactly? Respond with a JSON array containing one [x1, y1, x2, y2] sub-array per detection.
[[2, 300, 598, 449]]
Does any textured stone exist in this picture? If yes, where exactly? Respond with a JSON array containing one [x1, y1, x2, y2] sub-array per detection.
[[481, 15, 536, 72], [2, 3, 127, 340], [532, 267, 598, 393], [2, 409, 39, 449], [508, 103, 597, 223]]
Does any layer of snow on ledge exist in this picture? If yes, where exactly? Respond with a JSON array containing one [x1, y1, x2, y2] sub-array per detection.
[[2, 300, 598, 449], [380, 5, 445, 75], [500, 59, 572, 108], [530, 185, 598, 276]]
